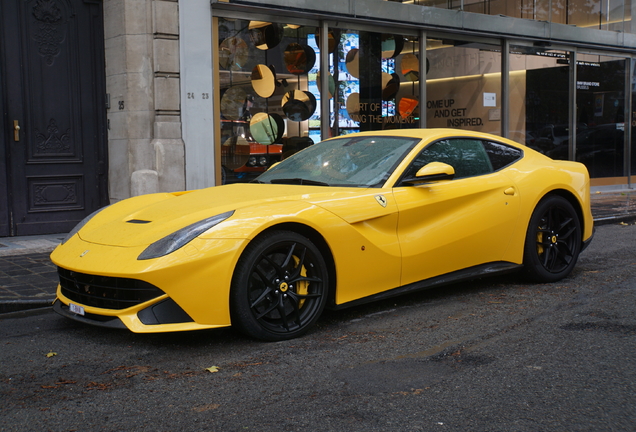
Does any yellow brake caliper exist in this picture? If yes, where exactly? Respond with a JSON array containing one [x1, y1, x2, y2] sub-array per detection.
[[537, 225, 545, 255], [293, 256, 309, 308]]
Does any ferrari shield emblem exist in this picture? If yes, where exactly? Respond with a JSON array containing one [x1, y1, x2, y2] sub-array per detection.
[[375, 194, 387, 208]]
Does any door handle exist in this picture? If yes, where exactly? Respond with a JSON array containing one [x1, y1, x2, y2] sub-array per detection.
[[504, 187, 516, 196], [13, 120, 20, 142]]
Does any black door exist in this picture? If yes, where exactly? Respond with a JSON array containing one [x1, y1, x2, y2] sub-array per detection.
[[0, 0, 108, 237]]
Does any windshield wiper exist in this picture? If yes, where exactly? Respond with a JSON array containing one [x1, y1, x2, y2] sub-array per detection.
[[269, 178, 330, 186]]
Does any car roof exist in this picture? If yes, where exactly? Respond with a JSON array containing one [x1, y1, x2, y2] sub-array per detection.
[[323, 128, 523, 148]]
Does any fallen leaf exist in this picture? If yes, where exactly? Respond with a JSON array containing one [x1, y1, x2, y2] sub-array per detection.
[[192, 404, 220, 412], [86, 381, 111, 390], [46, 352, 57, 358], [205, 366, 219, 373]]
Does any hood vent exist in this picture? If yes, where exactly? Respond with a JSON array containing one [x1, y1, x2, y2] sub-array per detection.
[[126, 219, 152, 224]]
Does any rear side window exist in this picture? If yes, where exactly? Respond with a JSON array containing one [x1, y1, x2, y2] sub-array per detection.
[[483, 141, 523, 171]]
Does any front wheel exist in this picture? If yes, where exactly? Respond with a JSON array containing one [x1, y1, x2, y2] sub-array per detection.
[[523, 195, 582, 282], [230, 231, 329, 341]]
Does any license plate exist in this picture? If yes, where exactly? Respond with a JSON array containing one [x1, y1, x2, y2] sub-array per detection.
[[69, 303, 85, 316]]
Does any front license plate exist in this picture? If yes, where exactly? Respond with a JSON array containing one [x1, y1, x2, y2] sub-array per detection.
[[69, 303, 85, 316]]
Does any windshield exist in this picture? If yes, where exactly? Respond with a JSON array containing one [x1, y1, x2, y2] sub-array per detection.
[[256, 135, 420, 187]]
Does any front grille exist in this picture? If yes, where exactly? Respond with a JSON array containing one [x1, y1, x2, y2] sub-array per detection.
[[58, 267, 165, 310]]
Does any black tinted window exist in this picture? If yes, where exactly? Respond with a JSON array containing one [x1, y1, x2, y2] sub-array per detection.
[[403, 138, 493, 180], [483, 141, 523, 171]]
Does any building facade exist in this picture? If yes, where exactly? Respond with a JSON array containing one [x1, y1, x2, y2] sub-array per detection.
[[3, 0, 635, 236], [132, 0, 635, 198]]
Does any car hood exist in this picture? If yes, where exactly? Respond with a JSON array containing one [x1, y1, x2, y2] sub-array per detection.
[[78, 183, 396, 247]]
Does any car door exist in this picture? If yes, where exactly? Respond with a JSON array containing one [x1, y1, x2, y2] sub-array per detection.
[[393, 138, 521, 286]]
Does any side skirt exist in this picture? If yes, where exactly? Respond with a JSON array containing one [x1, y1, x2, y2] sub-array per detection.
[[329, 261, 523, 311]]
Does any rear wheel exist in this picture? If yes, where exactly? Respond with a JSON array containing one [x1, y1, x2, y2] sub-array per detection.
[[523, 195, 581, 282], [230, 231, 329, 341]]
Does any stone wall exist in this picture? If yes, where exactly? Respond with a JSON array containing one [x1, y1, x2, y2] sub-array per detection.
[[103, 0, 185, 202]]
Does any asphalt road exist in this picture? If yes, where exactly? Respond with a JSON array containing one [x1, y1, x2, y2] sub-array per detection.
[[1, 223, 635, 432]]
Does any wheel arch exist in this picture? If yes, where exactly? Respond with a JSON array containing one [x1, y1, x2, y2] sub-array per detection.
[[518, 188, 585, 264], [520, 188, 587, 264], [522, 189, 584, 282], [539, 188, 586, 239], [249, 222, 338, 307]]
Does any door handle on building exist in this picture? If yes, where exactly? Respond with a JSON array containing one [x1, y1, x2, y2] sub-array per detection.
[[13, 120, 20, 142]]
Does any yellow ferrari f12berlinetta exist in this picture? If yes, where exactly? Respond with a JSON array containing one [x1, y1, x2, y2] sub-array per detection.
[[51, 129, 594, 341]]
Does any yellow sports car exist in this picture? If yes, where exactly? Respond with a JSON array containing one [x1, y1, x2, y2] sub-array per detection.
[[51, 129, 594, 341]]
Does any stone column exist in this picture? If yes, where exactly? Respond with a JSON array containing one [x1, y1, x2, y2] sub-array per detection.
[[104, 0, 185, 202]]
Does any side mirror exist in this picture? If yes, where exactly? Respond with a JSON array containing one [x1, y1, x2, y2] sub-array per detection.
[[401, 161, 455, 185]]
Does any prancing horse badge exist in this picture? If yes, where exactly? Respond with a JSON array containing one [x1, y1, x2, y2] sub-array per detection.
[[375, 194, 387, 208]]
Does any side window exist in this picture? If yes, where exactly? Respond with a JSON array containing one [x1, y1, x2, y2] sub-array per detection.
[[483, 141, 523, 171], [403, 139, 493, 180]]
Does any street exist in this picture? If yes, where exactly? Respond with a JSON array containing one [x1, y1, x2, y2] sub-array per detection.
[[1, 223, 635, 432]]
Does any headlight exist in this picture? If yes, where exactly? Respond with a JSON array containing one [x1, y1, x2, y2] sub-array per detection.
[[137, 210, 234, 260], [248, 156, 257, 166], [61, 206, 109, 245], [259, 156, 268, 166]]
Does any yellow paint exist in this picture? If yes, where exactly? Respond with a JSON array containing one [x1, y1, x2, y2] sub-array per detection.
[[51, 129, 594, 334]]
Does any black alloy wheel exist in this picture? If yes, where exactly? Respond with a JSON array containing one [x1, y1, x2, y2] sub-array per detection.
[[230, 230, 329, 341], [523, 195, 582, 282]]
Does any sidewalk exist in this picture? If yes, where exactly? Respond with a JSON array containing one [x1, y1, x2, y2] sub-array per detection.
[[588, 189, 636, 223], [0, 189, 634, 314]]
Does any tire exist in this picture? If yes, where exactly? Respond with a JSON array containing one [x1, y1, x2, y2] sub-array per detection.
[[523, 195, 582, 283], [230, 230, 329, 341]]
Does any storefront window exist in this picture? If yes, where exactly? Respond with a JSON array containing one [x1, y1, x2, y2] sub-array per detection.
[[327, 28, 421, 137], [510, 45, 630, 185], [576, 53, 627, 184], [509, 46, 570, 151], [425, 38, 502, 136], [568, 0, 627, 31], [216, 18, 320, 184], [213, 12, 632, 187], [383, 0, 629, 32]]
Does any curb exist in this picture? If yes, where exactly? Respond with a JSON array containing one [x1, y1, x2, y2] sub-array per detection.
[[0, 299, 55, 314], [0, 305, 54, 319], [593, 214, 636, 226]]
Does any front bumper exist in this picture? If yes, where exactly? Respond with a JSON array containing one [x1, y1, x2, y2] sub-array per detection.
[[50, 234, 248, 332]]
